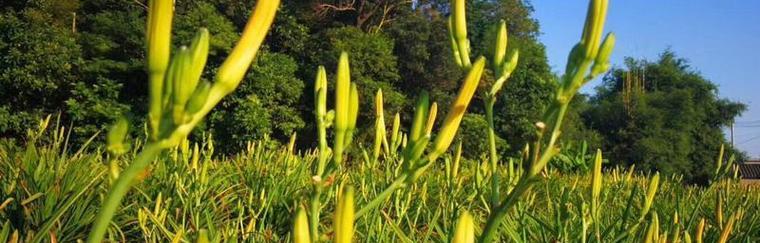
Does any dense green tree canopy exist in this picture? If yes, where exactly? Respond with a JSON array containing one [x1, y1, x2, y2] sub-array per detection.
[[583, 51, 745, 183]]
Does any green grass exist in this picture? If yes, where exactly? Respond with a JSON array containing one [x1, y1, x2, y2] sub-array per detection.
[[1, 122, 758, 242]]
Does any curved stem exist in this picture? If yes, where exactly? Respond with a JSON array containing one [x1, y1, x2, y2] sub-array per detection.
[[88, 143, 164, 243]]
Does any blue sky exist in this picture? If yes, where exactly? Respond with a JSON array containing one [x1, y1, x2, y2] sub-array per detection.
[[531, 0, 760, 157]]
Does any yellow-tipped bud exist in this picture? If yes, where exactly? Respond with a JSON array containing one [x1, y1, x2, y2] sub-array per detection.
[[172, 47, 193, 124], [492, 20, 508, 69], [452, 210, 475, 243], [429, 57, 485, 161], [335, 52, 351, 132], [215, 0, 280, 92], [293, 207, 311, 243], [334, 186, 355, 243]]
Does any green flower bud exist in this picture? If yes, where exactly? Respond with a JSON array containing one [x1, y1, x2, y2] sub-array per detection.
[[185, 81, 211, 116], [410, 91, 430, 143], [146, 0, 174, 138], [591, 149, 603, 215], [448, 17, 463, 67], [183, 28, 210, 100], [490, 49, 519, 96], [492, 20, 508, 70], [315, 66, 328, 119], [641, 173, 660, 219], [106, 117, 130, 155], [344, 83, 360, 147], [590, 32, 615, 77], [425, 102, 438, 136], [450, 0, 471, 67], [373, 89, 386, 161], [172, 47, 192, 124]]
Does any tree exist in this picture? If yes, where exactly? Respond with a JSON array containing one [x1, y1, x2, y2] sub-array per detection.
[[584, 51, 746, 183]]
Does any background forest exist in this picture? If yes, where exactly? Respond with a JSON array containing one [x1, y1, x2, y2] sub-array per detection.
[[0, 0, 746, 184]]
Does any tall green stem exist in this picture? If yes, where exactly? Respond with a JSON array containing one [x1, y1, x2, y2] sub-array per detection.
[[88, 143, 164, 243], [485, 97, 500, 209]]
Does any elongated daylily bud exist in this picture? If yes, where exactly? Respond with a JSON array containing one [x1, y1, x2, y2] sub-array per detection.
[[335, 52, 351, 132], [641, 173, 660, 219], [107, 117, 130, 155], [448, 17, 463, 66], [492, 20, 508, 70], [172, 47, 193, 124], [185, 81, 212, 116], [695, 218, 705, 243], [373, 89, 386, 161], [215, 0, 280, 92], [715, 144, 725, 177], [183, 28, 210, 100], [425, 102, 438, 136], [429, 57, 485, 161], [491, 49, 519, 96], [344, 83, 360, 147], [452, 210, 475, 243], [391, 113, 400, 150], [147, 0, 174, 137], [451, 0, 470, 67], [293, 207, 311, 243], [590, 32, 615, 77], [334, 186, 355, 243], [580, 0, 609, 58], [315, 66, 328, 118], [591, 149, 603, 215], [410, 91, 430, 143]]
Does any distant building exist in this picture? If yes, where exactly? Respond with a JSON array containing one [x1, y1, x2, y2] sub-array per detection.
[[739, 160, 760, 185]]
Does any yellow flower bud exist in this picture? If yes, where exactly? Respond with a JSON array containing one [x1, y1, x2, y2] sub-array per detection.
[[429, 57, 485, 162], [373, 89, 386, 161], [146, 0, 174, 133], [335, 52, 351, 132], [591, 149, 603, 215], [641, 173, 659, 219], [215, 0, 280, 92], [334, 186, 354, 243], [452, 210, 475, 243], [580, 0, 609, 58], [425, 102, 438, 136], [293, 207, 311, 243], [695, 218, 705, 243]]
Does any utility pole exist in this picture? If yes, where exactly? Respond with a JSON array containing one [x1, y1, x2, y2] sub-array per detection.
[[731, 122, 735, 147]]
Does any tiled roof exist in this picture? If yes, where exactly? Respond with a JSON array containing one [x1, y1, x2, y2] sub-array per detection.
[[740, 163, 760, 179]]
